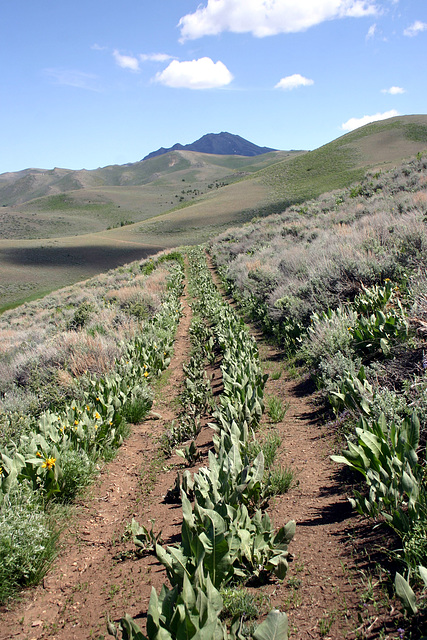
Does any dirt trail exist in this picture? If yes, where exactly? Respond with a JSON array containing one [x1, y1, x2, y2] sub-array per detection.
[[0, 262, 397, 640], [258, 360, 360, 638]]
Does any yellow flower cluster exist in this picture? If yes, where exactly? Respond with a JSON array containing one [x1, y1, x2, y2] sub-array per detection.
[[42, 457, 56, 470]]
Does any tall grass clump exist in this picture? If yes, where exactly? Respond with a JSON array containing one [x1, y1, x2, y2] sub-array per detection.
[[0, 483, 57, 601]]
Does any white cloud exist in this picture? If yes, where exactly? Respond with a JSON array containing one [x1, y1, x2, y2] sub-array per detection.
[[178, 0, 379, 40], [154, 57, 233, 89], [275, 74, 314, 90], [113, 50, 140, 72], [140, 53, 175, 63], [381, 86, 405, 95], [341, 109, 400, 131], [404, 20, 427, 37]]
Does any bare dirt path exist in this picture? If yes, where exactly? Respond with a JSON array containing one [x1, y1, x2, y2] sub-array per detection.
[[258, 361, 361, 639], [0, 280, 197, 640]]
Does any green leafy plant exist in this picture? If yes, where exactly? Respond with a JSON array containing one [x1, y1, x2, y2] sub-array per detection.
[[331, 412, 426, 567], [267, 395, 288, 423], [176, 440, 201, 466], [130, 518, 162, 556], [394, 565, 427, 615], [329, 366, 374, 416]]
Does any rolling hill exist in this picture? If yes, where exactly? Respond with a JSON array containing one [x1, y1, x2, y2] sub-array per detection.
[[0, 114, 426, 311], [0, 134, 285, 207]]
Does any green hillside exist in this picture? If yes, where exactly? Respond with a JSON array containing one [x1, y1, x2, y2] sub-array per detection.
[[1, 115, 427, 311], [259, 114, 427, 208]]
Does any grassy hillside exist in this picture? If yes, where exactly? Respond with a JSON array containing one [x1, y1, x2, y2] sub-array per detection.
[[0, 149, 293, 208], [0, 179, 272, 311], [1, 115, 427, 311], [0, 150, 292, 241], [259, 114, 427, 208]]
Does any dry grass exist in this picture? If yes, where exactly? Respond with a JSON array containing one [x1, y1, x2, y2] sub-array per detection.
[[64, 332, 119, 377], [212, 153, 427, 327], [0, 253, 173, 419]]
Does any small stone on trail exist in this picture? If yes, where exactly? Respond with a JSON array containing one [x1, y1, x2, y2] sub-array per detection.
[[31, 620, 43, 627]]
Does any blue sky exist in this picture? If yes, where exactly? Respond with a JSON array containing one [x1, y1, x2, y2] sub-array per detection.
[[1, 0, 426, 173]]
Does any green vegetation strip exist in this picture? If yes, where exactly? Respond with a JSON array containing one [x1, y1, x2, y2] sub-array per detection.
[[0, 252, 185, 603], [110, 247, 293, 640]]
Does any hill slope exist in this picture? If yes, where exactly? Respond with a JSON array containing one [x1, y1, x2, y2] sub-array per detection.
[[1, 114, 427, 311], [259, 114, 427, 207], [0, 139, 282, 207]]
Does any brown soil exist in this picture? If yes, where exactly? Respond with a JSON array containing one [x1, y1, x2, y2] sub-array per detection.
[[0, 267, 405, 640]]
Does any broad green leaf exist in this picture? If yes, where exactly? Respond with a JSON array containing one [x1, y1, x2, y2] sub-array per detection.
[[395, 572, 418, 615], [146, 587, 161, 638], [419, 565, 427, 587], [118, 614, 148, 640], [253, 610, 289, 640]]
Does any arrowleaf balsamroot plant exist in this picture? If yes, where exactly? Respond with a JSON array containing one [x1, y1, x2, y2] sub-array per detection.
[[112, 247, 293, 639]]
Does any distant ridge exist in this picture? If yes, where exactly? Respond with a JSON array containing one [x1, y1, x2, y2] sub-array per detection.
[[142, 132, 277, 160]]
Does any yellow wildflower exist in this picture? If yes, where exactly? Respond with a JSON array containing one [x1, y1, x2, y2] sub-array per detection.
[[36, 451, 42, 458], [42, 457, 56, 470], [74, 419, 79, 425], [144, 372, 149, 377], [94, 411, 101, 420]]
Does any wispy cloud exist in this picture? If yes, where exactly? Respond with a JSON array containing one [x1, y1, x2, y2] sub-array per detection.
[[341, 109, 400, 131], [179, 0, 379, 40], [43, 68, 101, 91], [140, 53, 175, 63], [366, 23, 376, 39], [381, 86, 405, 95], [113, 50, 140, 72], [91, 43, 107, 51], [275, 74, 314, 90], [403, 20, 427, 37], [154, 57, 233, 89]]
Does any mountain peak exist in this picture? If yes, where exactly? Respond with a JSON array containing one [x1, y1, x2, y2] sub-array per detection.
[[142, 132, 276, 161]]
